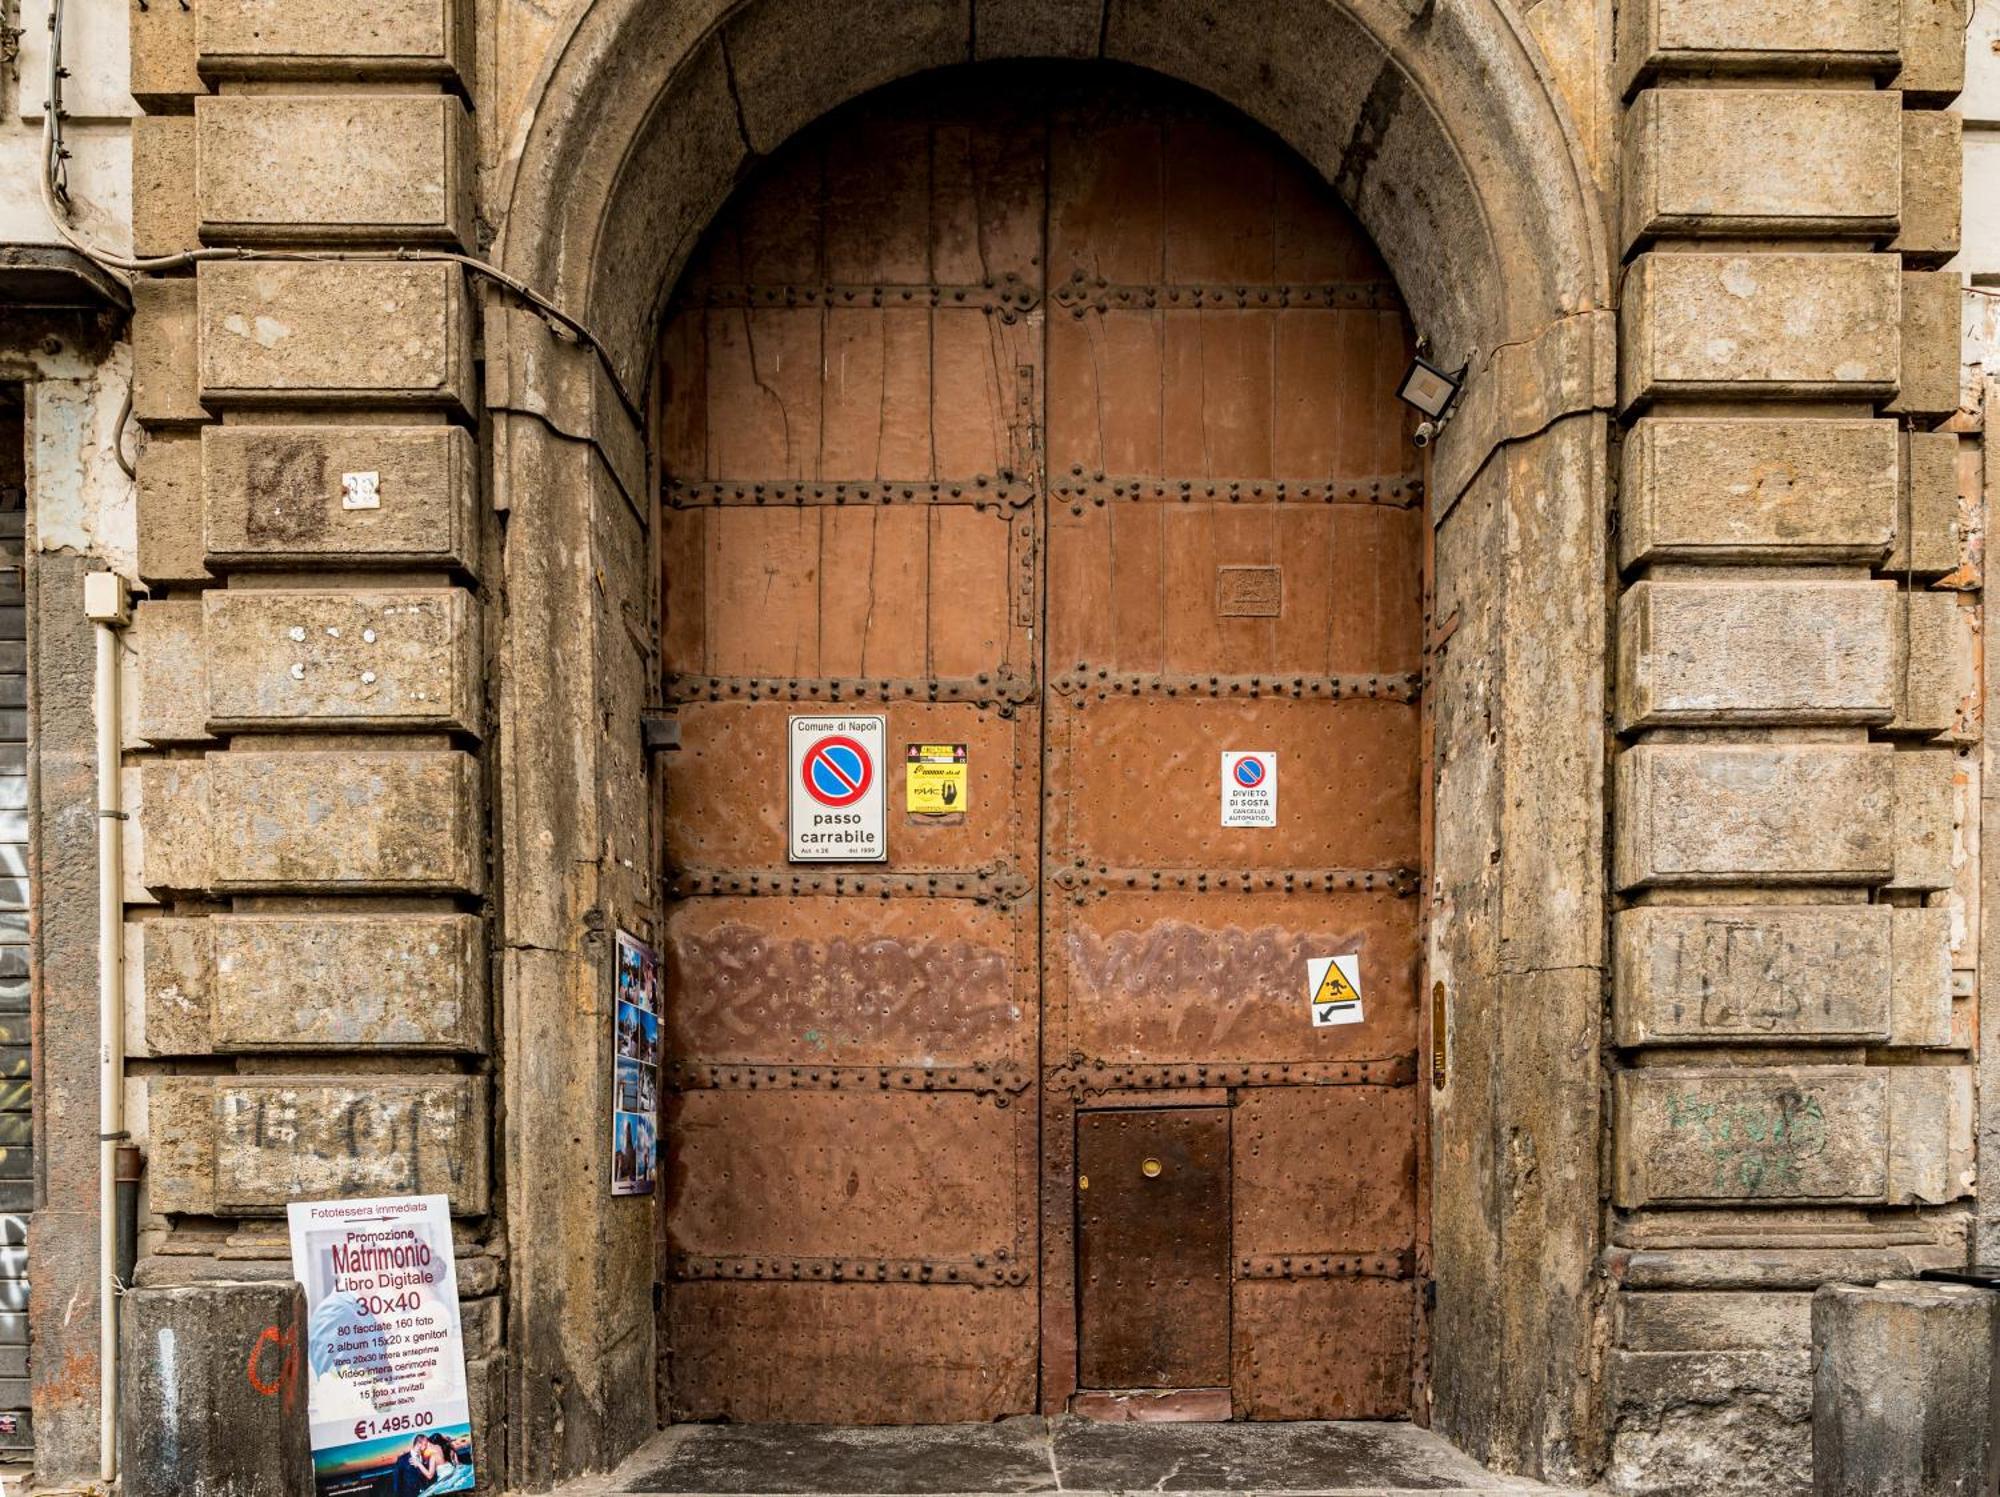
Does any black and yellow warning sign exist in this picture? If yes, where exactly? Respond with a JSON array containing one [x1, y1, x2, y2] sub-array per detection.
[[1306, 955, 1364, 1028], [905, 743, 968, 815]]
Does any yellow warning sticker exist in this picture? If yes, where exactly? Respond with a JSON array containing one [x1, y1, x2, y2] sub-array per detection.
[[1306, 955, 1364, 1028], [905, 743, 968, 815]]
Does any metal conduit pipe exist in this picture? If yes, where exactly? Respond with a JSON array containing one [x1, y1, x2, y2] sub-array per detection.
[[84, 572, 129, 1484]]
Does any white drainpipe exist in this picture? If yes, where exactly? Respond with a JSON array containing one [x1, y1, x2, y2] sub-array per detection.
[[83, 571, 129, 1484]]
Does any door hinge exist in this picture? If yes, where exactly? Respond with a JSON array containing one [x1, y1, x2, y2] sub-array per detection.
[[641, 709, 680, 755]]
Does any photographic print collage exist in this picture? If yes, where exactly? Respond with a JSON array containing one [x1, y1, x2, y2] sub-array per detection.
[[611, 930, 660, 1196]]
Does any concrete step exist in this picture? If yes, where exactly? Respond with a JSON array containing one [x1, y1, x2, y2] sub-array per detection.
[[563, 1419, 1583, 1496]]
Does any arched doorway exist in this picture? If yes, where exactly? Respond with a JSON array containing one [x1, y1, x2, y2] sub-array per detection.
[[656, 65, 1424, 1423]]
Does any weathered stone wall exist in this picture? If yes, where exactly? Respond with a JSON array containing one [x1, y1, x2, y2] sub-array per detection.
[[1606, 3, 1981, 1492], [117, 0, 510, 1487]]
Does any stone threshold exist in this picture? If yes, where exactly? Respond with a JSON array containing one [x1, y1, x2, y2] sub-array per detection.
[[561, 1419, 1575, 1495]]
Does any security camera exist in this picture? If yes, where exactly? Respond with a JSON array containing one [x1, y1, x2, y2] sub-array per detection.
[[1412, 420, 1437, 448]]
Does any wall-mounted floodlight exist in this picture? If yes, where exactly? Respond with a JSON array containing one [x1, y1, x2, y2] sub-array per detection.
[[1397, 353, 1463, 448]]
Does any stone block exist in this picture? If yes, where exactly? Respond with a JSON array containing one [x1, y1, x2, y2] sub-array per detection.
[[195, 95, 473, 247], [1613, 744, 1894, 890], [1894, 0, 1969, 103], [1893, 111, 1962, 265], [1618, 418, 1897, 569], [1887, 430, 1962, 575], [1615, 0, 1899, 96], [202, 588, 482, 733], [1620, 89, 1899, 251], [1813, 1280, 2000, 1495], [132, 276, 206, 426], [148, 1074, 489, 1214], [134, 427, 211, 585], [198, 0, 468, 82], [127, 598, 211, 745], [130, 0, 208, 108], [1885, 747, 1957, 891], [202, 424, 479, 572], [1616, 579, 1896, 728], [1894, 588, 1972, 736], [466, 1353, 507, 1491], [1890, 906, 1954, 1048], [1610, 1344, 1811, 1497], [1619, 253, 1900, 410], [1613, 1065, 1972, 1206], [1888, 270, 1963, 420], [138, 751, 483, 894], [1618, 1290, 1814, 1351], [1613, 904, 1949, 1046], [196, 261, 474, 413], [131, 115, 197, 259], [141, 913, 487, 1053], [121, 1281, 311, 1497]]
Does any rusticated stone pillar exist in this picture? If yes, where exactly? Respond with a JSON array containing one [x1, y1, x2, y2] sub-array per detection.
[[1608, 3, 1976, 1494], [109, 0, 506, 1487]]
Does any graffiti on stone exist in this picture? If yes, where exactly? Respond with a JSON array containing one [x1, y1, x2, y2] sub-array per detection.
[[1664, 1087, 1829, 1196]]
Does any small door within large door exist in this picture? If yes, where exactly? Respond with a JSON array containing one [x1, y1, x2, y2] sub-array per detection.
[[1077, 1109, 1231, 1390], [655, 64, 1422, 1425]]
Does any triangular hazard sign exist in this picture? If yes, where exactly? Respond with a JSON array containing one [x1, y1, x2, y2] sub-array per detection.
[[1312, 960, 1361, 1009]]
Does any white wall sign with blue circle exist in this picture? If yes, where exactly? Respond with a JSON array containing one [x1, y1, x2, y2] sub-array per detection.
[[1220, 750, 1278, 828], [789, 715, 888, 862]]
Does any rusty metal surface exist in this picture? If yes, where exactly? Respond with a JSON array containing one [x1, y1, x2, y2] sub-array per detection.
[[667, 1063, 1033, 1095], [672, 1253, 1031, 1285], [668, 477, 1034, 506], [665, 897, 1030, 1069], [1231, 1278, 1416, 1419], [1054, 1059, 1416, 1094], [1057, 892, 1417, 1065], [666, 1091, 1028, 1261], [1070, 1387, 1233, 1422], [666, 1283, 1037, 1422], [1050, 475, 1421, 507], [1077, 1108, 1232, 1390], [1054, 867, 1417, 895], [664, 702, 1033, 874], [658, 73, 1050, 1424], [1050, 279, 1401, 311], [1048, 671, 1420, 701], [1037, 76, 1421, 1418], [1045, 510, 1422, 678], [663, 671, 1037, 705], [1233, 1087, 1417, 1258], [1237, 1251, 1414, 1280], [665, 869, 1033, 901], [658, 68, 1421, 1424], [1053, 701, 1420, 871]]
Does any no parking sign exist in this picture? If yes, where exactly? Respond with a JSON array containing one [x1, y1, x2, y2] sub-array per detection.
[[789, 715, 887, 862], [1221, 750, 1277, 827]]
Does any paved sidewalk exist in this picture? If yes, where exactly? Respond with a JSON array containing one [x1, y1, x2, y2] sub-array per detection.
[[559, 1419, 1577, 1496]]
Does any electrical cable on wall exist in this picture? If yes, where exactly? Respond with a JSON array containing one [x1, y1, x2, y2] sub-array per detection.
[[38, 0, 644, 427]]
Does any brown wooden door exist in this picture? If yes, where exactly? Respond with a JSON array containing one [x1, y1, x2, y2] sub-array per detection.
[[657, 66, 1421, 1425]]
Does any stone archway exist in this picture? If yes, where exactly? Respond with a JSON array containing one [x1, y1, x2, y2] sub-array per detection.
[[485, 2, 1614, 1488]]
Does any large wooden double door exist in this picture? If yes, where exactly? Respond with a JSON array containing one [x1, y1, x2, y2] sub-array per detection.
[[657, 66, 1423, 1423]]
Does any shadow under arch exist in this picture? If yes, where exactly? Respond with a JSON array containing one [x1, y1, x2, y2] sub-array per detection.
[[485, 3, 1614, 1491]]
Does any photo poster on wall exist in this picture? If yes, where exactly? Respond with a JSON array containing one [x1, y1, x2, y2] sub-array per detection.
[[611, 929, 661, 1197], [287, 1194, 475, 1497]]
